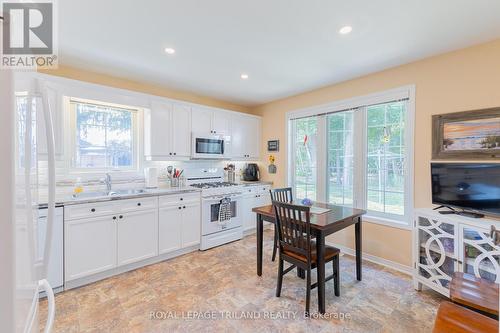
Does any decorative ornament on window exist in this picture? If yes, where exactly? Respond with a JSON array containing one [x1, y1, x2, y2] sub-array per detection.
[[381, 126, 391, 144]]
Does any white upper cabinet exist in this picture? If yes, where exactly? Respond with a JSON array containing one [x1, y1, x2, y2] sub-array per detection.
[[191, 106, 231, 135], [212, 110, 231, 135], [171, 103, 192, 157], [230, 113, 261, 159], [144, 101, 191, 160], [191, 106, 213, 134]]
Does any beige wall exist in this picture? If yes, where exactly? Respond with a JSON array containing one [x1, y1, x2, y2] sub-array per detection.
[[253, 38, 500, 267], [39, 65, 252, 114], [40, 40, 500, 268]]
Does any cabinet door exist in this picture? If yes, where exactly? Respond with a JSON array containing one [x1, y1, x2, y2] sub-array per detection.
[[460, 224, 500, 283], [212, 110, 231, 135], [159, 205, 182, 254], [171, 104, 192, 157], [246, 116, 261, 158], [191, 106, 213, 133], [241, 194, 256, 231], [230, 114, 247, 158], [415, 215, 458, 294], [117, 209, 158, 266], [181, 202, 201, 248], [145, 101, 173, 158], [65, 215, 116, 281]]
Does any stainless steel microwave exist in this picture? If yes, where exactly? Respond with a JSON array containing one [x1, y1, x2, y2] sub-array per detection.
[[191, 133, 225, 159]]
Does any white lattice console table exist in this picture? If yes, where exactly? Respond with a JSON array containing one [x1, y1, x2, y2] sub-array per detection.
[[413, 208, 500, 297]]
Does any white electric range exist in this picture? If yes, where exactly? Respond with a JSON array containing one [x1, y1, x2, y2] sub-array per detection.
[[186, 169, 244, 250]]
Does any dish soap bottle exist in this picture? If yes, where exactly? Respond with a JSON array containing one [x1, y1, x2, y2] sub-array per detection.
[[73, 177, 84, 196]]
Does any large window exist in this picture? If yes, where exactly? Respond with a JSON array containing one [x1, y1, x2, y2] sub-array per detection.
[[292, 117, 317, 200], [366, 102, 406, 216], [327, 111, 354, 206], [71, 100, 137, 169], [288, 87, 414, 226]]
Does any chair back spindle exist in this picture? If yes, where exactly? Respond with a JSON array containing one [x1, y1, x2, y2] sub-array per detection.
[[270, 187, 293, 203], [272, 201, 312, 264]]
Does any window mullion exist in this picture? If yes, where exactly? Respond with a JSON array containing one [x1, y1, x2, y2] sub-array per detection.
[[316, 115, 327, 203], [354, 107, 367, 209]]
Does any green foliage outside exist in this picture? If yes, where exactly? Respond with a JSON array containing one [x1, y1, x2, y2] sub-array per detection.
[[293, 101, 406, 215]]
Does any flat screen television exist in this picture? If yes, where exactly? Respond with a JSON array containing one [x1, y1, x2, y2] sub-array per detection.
[[431, 163, 500, 217]]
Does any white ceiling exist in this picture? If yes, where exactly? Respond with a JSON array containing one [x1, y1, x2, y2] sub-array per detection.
[[59, 0, 500, 107]]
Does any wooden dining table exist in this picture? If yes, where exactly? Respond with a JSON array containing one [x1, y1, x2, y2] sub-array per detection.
[[252, 202, 366, 314]]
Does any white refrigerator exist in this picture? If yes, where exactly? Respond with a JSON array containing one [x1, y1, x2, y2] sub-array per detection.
[[0, 70, 57, 333]]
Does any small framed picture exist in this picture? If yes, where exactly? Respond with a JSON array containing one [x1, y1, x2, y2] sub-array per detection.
[[267, 140, 279, 152]]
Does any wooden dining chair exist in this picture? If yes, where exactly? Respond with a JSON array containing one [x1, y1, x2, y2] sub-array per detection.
[[272, 200, 340, 316], [269, 188, 293, 262]]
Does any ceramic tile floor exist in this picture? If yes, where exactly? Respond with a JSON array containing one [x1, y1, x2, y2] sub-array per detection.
[[40, 229, 446, 332]]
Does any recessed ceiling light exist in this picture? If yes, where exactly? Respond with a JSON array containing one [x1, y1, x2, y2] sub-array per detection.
[[164, 47, 176, 55], [240, 73, 249, 80], [339, 26, 353, 35]]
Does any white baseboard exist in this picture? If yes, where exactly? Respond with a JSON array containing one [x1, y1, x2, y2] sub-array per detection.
[[327, 242, 412, 276]]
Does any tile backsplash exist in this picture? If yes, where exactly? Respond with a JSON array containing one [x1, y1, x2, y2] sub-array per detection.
[[37, 159, 261, 199]]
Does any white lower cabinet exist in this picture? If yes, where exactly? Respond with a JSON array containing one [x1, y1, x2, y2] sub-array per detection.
[[158, 205, 182, 254], [65, 215, 117, 281], [117, 209, 158, 266], [242, 193, 256, 232], [63, 191, 204, 286], [182, 202, 201, 248], [241, 185, 272, 232], [65, 197, 160, 283], [159, 197, 201, 254]]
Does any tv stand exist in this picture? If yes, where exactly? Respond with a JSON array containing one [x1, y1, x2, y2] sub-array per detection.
[[414, 208, 500, 298], [434, 205, 457, 214], [456, 211, 485, 219], [434, 205, 484, 218]]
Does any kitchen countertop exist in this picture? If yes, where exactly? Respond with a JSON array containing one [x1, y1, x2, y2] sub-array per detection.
[[38, 187, 201, 208], [38, 181, 272, 208], [236, 180, 273, 186]]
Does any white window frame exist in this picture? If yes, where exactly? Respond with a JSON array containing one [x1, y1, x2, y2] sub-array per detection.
[[286, 85, 415, 229], [68, 97, 141, 173]]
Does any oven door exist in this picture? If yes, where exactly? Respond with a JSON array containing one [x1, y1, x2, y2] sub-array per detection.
[[202, 195, 242, 235], [191, 133, 225, 159]]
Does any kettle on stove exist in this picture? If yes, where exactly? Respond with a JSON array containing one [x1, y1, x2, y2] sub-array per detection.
[[243, 163, 260, 181]]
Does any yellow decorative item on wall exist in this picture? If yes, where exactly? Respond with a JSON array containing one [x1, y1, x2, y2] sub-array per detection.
[[268, 155, 277, 174]]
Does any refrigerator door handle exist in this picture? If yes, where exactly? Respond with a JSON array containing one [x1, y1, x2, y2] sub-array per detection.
[[38, 79, 56, 279], [39, 279, 55, 333]]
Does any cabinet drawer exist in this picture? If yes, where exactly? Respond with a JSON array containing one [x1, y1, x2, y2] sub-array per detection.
[[257, 185, 271, 193], [65, 201, 115, 220], [116, 196, 158, 213], [242, 187, 257, 194], [159, 192, 200, 206], [243, 185, 271, 194]]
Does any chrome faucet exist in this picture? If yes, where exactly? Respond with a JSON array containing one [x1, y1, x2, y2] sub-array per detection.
[[104, 173, 112, 192]]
